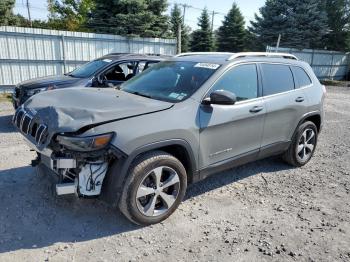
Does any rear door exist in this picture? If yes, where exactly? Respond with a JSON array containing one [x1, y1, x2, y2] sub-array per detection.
[[260, 63, 309, 148], [199, 63, 266, 168]]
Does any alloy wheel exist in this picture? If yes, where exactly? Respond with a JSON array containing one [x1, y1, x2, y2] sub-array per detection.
[[297, 128, 316, 162], [136, 166, 180, 217]]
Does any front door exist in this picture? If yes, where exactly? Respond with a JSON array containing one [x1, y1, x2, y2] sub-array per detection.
[[199, 64, 266, 169], [100, 61, 137, 87]]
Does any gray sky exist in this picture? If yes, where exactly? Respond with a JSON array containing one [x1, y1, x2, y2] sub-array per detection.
[[14, 0, 266, 30]]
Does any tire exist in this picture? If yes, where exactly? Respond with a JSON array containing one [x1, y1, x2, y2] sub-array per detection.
[[119, 151, 187, 225], [283, 121, 318, 167]]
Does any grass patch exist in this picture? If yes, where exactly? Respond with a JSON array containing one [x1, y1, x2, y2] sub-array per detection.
[[320, 79, 349, 87], [0, 93, 12, 103]]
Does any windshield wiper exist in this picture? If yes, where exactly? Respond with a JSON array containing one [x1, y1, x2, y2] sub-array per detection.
[[64, 72, 75, 77], [128, 91, 153, 99]]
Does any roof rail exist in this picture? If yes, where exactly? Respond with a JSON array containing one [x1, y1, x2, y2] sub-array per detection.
[[227, 52, 298, 61], [175, 52, 234, 57]]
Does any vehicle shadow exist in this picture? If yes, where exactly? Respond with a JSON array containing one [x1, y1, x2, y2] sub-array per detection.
[[0, 157, 292, 254], [0, 115, 15, 133], [186, 157, 293, 199], [0, 165, 139, 254]]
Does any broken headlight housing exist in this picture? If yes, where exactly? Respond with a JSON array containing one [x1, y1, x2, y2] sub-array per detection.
[[56, 133, 114, 152]]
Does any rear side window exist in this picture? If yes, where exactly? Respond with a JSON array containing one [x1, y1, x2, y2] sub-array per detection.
[[211, 64, 258, 102], [291, 66, 312, 88], [261, 64, 295, 96]]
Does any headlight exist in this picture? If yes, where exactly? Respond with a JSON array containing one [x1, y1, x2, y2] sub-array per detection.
[[27, 85, 55, 96], [56, 133, 114, 152]]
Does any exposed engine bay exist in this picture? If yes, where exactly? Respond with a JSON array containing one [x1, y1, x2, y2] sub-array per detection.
[[36, 151, 110, 197]]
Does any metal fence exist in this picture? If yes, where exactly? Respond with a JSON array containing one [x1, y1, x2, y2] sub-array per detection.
[[267, 46, 350, 80], [0, 26, 177, 86]]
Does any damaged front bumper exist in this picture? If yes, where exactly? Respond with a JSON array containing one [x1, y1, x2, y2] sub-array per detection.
[[13, 106, 128, 202], [13, 107, 113, 198], [34, 148, 109, 197]]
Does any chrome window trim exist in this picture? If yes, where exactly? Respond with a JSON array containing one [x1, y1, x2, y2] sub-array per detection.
[[201, 61, 314, 105], [259, 62, 313, 98], [201, 62, 260, 103]]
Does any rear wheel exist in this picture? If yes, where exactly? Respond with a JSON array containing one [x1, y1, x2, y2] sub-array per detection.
[[119, 151, 187, 225], [283, 121, 318, 167]]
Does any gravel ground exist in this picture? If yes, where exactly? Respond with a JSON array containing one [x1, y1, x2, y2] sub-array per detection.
[[0, 86, 349, 262]]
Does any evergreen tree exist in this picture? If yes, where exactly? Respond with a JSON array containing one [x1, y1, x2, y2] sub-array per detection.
[[87, 0, 170, 37], [190, 8, 214, 52], [0, 0, 21, 26], [249, 0, 328, 49], [217, 3, 246, 52], [170, 4, 190, 52], [320, 0, 350, 51], [245, 30, 265, 51]]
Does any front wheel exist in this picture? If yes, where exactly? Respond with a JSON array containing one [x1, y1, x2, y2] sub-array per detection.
[[119, 151, 187, 225], [283, 121, 318, 167]]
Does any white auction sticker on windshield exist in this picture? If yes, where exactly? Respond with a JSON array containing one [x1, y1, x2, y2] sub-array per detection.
[[103, 59, 112, 63], [194, 63, 220, 70], [169, 92, 180, 99]]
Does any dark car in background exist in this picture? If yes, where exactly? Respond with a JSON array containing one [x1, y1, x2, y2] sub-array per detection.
[[12, 53, 168, 108]]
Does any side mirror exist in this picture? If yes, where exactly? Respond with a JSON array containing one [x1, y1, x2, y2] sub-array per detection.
[[202, 90, 237, 105]]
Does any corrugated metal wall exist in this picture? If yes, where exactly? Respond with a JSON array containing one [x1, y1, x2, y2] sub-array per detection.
[[267, 46, 350, 80], [0, 26, 177, 86]]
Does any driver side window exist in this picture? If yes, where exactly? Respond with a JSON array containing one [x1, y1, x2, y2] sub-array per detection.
[[103, 62, 136, 82], [211, 64, 258, 102]]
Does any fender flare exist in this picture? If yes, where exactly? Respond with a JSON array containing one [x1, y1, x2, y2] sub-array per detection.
[[292, 111, 322, 140], [101, 139, 197, 207]]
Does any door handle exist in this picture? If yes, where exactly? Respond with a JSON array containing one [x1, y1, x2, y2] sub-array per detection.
[[295, 97, 305, 103], [250, 106, 264, 113]]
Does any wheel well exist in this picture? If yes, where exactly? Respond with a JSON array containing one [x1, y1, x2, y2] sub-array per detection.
[[303, 114, 321, 132], [157, 145, 194, 184]]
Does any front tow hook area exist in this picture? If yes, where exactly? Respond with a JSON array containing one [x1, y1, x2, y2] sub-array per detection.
[[56, 183, 76, 195], [31, 154, 41, 167], [36, 155, 109, 197]]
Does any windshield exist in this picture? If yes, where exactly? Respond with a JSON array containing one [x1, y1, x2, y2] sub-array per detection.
[[121, 61, 220, 103], [68, 59, 112, 78]]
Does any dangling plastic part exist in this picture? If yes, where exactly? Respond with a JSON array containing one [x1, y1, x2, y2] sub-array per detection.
[[77, 162, 108, 196]]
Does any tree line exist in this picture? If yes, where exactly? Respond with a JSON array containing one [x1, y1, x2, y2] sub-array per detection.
[[1, 0, 349, 52]]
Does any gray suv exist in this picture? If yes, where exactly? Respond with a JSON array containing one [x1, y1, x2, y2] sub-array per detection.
[[13, 52, 326, 225]]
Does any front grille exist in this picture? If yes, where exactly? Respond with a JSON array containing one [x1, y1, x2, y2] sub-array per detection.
[[13, 108, 48, 145]]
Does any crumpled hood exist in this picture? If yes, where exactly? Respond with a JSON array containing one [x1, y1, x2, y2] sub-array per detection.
[[24, 87, 173, 135], [19, 75, 82, 90]]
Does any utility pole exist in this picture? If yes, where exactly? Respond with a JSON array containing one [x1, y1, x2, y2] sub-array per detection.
[[179, 4, 191, 25], [177, 3, 191, 54], [211, 10, 219, 33], [26, 0, 33, 27], [177, 23, 182, 54], [276, 34, 281, 52]]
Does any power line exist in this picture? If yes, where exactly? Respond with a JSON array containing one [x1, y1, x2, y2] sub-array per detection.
[[15, 2, 249, 31]]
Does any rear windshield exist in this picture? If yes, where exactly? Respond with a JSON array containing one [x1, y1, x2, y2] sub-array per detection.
[[68, 59, 112, 78], [121, 61, 220, 102]]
